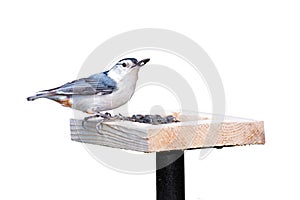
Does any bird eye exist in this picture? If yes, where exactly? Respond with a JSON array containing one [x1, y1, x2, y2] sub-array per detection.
[[122, 63, 127, 67]]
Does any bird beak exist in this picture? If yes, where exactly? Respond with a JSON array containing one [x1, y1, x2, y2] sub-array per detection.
[[136, 58, 150, 67]]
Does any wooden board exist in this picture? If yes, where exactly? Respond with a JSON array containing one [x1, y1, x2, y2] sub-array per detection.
[[70, 113, 265, 152]]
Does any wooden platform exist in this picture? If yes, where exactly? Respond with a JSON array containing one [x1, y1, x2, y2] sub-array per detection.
[[70, 113, 265, 152]]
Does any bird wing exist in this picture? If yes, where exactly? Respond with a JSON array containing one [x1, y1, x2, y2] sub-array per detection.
[[40, 72, 117, 95]]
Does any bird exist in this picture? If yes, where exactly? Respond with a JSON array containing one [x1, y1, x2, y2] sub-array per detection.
[[27, 58, 150, 117]]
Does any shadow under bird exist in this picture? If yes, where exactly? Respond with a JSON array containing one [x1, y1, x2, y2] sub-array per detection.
[[27, 58, 150, 114]]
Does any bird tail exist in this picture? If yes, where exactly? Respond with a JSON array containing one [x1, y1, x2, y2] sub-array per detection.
[[27, 91, 53, 101]]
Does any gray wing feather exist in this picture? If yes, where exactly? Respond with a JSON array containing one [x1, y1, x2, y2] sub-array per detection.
[[42, 72, 117, 95]]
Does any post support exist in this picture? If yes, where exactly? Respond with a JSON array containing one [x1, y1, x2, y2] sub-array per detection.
[[156, 150, 185, 200]]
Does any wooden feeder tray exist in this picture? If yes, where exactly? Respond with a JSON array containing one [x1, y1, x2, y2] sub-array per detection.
[[70, 112, 265, 152]]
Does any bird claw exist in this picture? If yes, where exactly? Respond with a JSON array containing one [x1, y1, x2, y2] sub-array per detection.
[[83, 112, 111, 121]]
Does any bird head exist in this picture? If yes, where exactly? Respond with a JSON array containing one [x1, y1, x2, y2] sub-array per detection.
[[116, 58, 150, 69], [108, 58, 150, 81]]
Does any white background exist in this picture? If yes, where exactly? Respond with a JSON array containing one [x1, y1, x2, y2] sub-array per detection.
[[1, 1, 300, 200]]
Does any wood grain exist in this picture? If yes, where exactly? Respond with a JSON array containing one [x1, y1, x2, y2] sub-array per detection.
[[70, 113, 265, 152]]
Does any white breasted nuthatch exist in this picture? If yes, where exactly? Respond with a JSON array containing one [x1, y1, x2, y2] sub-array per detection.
[[27, 58, 150, 115]]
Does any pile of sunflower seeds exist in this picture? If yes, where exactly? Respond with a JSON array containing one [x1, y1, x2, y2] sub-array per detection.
[[104, 113, 180, 125], [127, 114, 180, 125]]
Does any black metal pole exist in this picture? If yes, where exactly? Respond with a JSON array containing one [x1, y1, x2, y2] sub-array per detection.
[[156, 150, 185, 200]]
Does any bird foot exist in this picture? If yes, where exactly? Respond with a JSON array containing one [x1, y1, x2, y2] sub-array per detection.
[[83, 112, 112, 121]]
